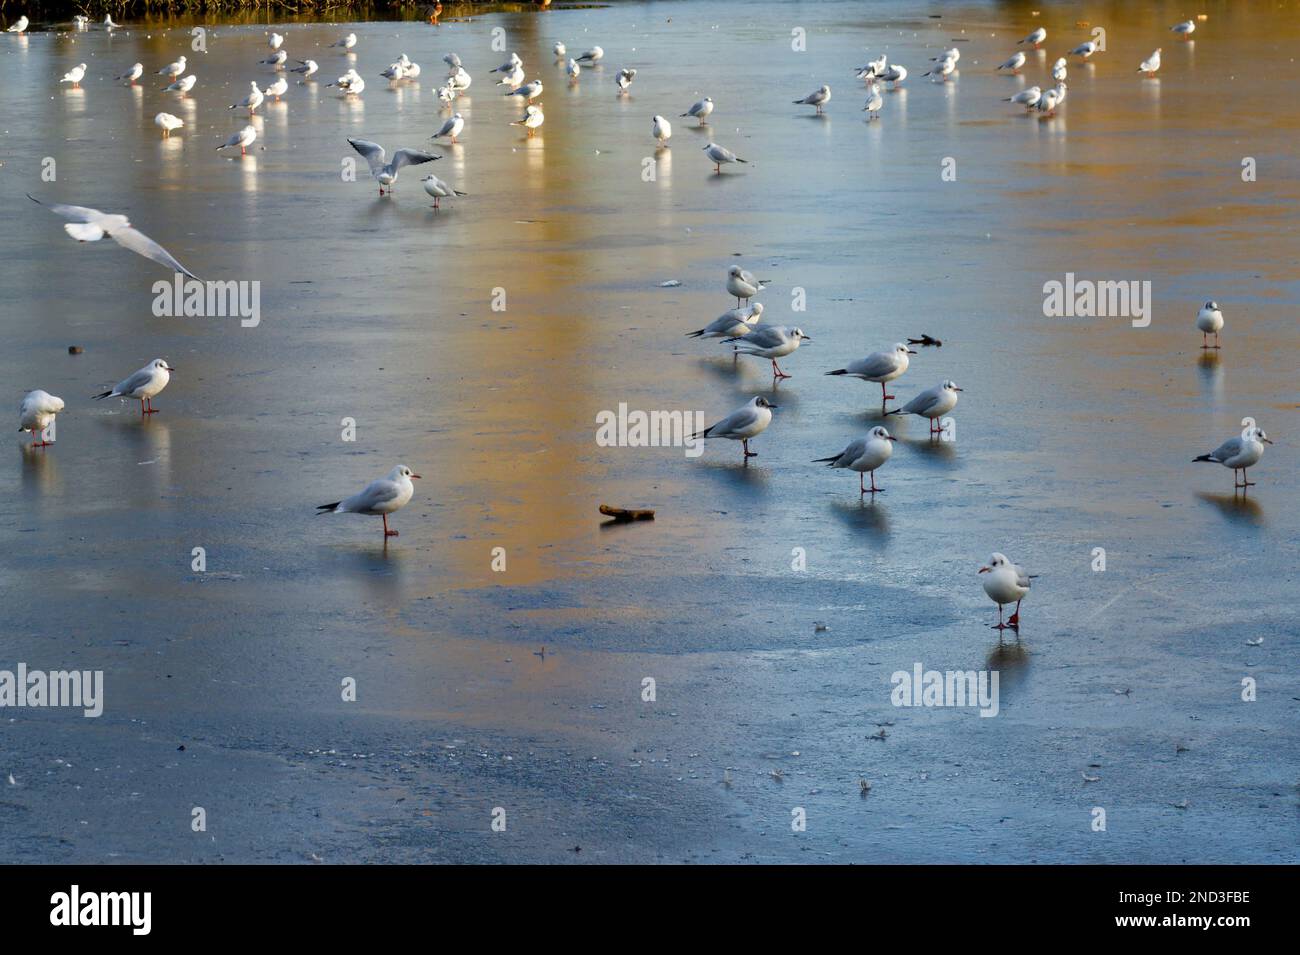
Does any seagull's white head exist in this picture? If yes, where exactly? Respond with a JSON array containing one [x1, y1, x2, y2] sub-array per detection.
[[943, 380, 962, 392], [152, 358, 175, 372], [1204, 300, 1219, 310], [1246, 427, 1273, 445], [980, 552, 1011, 574], [390, 465, 422, 481], [894, 342, 918, 356], [869, 426, 895, 442], [792, 328, 811, 342], [752, 396, 776, 410]]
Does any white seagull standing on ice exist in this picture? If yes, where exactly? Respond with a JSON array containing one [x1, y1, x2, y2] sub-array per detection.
[[1005, 86, 1042, 110], [158, 56, 187, 79], [268, 32, 284, 50], [116, 62, 144, 84], [6, 16, 29, 34], [1171, 20, 1196, 39], [876, 64, 907, 88], [553, 42, 566, 58], [317, 465, 421, 538], [154, 112, 184, 137], [1035, 87, 1060, 117], [726, 266, 766, 306], [794, 84, 831, 113], [685, 302, 764, 345], [652, 114, 672, 145], [490, 52, 523, 74], [1195, 426, 1272, 489], [511, 104, 545, 136], [164, 74, 197, 94], [60, 64, 88, 87], [348, 138, 439, 195], [681, 96, 713, 124], [825, 343, 916, 405], [566, 58, 581, 80], [260, 50, 288, 69], [723, 325, 810, 379], [814, 426, 897, 495], [263, 76, 288, 101], [616, 68, 636, 94], [886, 380, 962, 435], [1138, 48, 1162, 75], [19, 391, 63, 448], [102, 15, 120, 30], [217, 124, 257, 156], [862, 82, 883, 120], [505, 79, 543, 102], [496, 63, 525, 89], [857, 53, 887, 79], [979, 553, 1035, 631], [1196, 300, 1224, 348], [924, 54, 956, 81], [28, 195, 197, 277], [330, 33, 358, 52], [290, 59, 318, 79], [1070, 40, 1098, 59], [230, 81, 264, 113], [421, 174, 466, 209], [703, 142, 746, 174], [690, 396, 776, 461], [1019, 27, 1047, 48], [92, 358, 174, 414], [576, 46, 604, 65], [1052, 57, 1068, 82], [997, 51, 1027, 73], [432, 113, 464, 144]]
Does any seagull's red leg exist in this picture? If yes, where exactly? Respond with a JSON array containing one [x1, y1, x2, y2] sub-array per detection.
[[1008, 600, 1021, 627], [383, 514, 399, 537]]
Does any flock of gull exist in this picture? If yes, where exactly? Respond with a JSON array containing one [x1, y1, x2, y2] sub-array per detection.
[[6, 10, 1273, 633]]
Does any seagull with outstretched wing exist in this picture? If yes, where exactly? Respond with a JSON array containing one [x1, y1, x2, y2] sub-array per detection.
[[347, 138, 439, 195], [28, 194, 197, 278]]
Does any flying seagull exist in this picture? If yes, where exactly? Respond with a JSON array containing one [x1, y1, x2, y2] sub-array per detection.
[[28, 195, 197, 278]]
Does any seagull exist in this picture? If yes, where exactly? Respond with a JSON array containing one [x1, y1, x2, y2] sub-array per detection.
[[102, 15, 120, 30], [566, 58, 580, 80], [1052, 57, 1068, 82], [511, 104, 545, 136], [931, 48, 961, 64], [857, 53, 887, 78], [401, 61, 421, 80], [1196, 300, 1224, 348], [1171, 20, 1196, 38], [328, 70, 365, 96], [1070, 40, 1099, 59], [317, 465, 421, 538], [496, 63, 525, 89], [92, 358, 174, 414], [1138, 48, 1162, 75], [432, 112, 465, 144], [443, 53, 462, 69], [60, 64, 88, 88], [704, 142, 746, 174], [681, 96, 713, 124], [263, 76, 288, 101], [229, 81, 264, 113], [448, 67, 471, 90], [73, 15, 88, 29], [794, 84, 831, 113], [685, 302, 764, 345], [1035, 87, 1060, 117], [876, 64, 907, 88], [1053, 81, 1068, 107], [490, 52, 523, 73], [330, 33, 358, 51], [997, 52, 1027, 73], [576, 46, 604, 65], [157, 56, 187, 79], [886, 380, 962, 435], [1005, 85, 1042, 109], [726, 266, 766, 306], [290, 59, 318, 79], [653, 114, 672, 144], [348, 138, 439, 195], [164, 75, 197, 94], [979, 553, 1035, 631], [825, 343, 916, 405], [924, 55, 956, 81], [437, 84, 457, 104], [1195, 426, 1272, 489], [116, 63, 144, 84], [6, 15, 29, 33], [814, 426, 896, 495], [268, 32, 284, 50], [421, 174, 466, 209], [862, 82, 883, 120], [690, 396, 775, 460], [154, 112, 184, 137], [553, 42, 566, 58], [505, 79, 543, 101], [19, 390, 63, 448], [216, 124, 257, 157], [616, 68, 636, 94], [1019, 27, 1047, 48], [260, 50, 287, 69], [28, 195, 197, 277], [723, 325, 810, 379], [380, 62, 407, 82]]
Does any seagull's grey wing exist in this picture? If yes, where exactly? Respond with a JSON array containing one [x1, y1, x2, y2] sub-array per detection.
[[348, 139, 387, 175], [1014, 566, 1033, 589], [1208, 436, 1243, 462], [836, 438, 869, 464], [344, 478, 401, 514], [434, 117, 455, 136], [110, 226, 198, 278], [28, 195, 102, 224], [391, 149, 440, 170], [709, 405, 761, 437], [113, 367, 155, 396], [737, 325, 787, 349], [901, 389, 943, 416], [847, 352, 898, 379]]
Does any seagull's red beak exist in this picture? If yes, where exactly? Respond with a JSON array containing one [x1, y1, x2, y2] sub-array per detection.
[[978, 566, 990, 574], [411, 473, 423, 479]]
